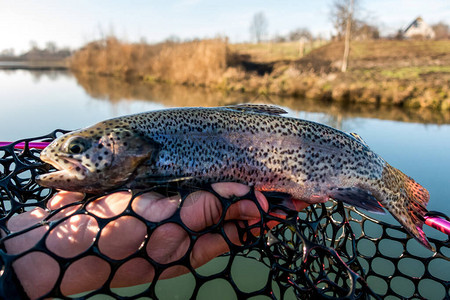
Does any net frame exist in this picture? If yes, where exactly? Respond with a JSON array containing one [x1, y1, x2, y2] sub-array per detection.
[[0, 130, 448, 299]]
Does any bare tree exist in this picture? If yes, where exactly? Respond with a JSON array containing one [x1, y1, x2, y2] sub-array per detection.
[[45, 41, 58, 54], [341, 0, 354, 72], [330, 0, 356, 72], [289, 28, 313, 41], [0, 48, 15, 57], [353, 21, 379, 40], [250, 12, 268, 43], [29, 40, 39, 51], [432, 22, 450, 40]]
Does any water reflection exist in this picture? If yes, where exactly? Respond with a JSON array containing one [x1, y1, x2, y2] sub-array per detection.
[[0, 69, 72, 83], [73, 72, 450, 125], [28, 70, 72, 83]]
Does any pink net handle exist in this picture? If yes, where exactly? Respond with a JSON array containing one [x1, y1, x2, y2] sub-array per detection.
[[0, 141, 50, 149]]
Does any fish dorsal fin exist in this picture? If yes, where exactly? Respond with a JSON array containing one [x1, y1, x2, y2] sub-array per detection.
[[224, 104, 288, 115], [349, 132, 369, 147]]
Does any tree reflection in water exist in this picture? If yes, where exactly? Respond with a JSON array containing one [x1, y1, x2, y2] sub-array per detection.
[[72, 72, 450, 126]]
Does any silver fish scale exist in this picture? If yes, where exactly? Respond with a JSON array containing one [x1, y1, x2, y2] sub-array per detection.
[[124, 107, 386, 201]]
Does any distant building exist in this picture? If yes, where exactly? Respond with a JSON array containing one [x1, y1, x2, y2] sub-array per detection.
[[403, 17, 435, 39]]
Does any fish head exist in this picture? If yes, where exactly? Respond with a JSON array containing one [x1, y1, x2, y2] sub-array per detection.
[[36, 123, 157, 193]]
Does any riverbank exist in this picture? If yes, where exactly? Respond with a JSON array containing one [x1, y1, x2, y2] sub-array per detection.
[[71, 72, 450, 124], [69, 38, 450, 110]]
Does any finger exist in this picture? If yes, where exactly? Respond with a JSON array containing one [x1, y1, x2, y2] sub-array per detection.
[[132, 192, 181, 222], [225, 200, 260, 221], [98, 216, 147, 260], [180, 191, 222, 231], [190, 219, 255, 265], [60, 256, 110, 296], [46, 214, 99, 258], [86, 191, 132, 218], [211, 182, 250, 198], [224, 191, 269, 221], [146, 223, 190, 264], [110, 258, 154, 288], [12, 252, 60, 300], [47, 191, 85, 210], [6, 208, 48, 232], [190, 232, 229, 268]]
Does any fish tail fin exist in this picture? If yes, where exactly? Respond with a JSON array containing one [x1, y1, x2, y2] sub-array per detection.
[[382, 164, 432, 250]]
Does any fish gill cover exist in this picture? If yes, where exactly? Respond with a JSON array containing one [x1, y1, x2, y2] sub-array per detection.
[[0, 130, 449, 299]]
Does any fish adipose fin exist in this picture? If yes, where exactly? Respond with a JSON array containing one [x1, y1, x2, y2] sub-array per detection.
[[329, 187, 385, 214], [224, 104, 288, 115], [381, 164, 432, 250]]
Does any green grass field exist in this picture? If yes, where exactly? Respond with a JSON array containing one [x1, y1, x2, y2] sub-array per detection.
[[229, 40, 327, 63]]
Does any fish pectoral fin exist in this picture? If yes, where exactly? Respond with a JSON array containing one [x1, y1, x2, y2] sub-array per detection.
[[329, 187, 385, 214], [223, 104, 288, 115]]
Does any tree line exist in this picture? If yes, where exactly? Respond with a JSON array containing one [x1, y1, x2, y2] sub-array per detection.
[[249, 1, 449, 43], [0, 41, 72, 60]]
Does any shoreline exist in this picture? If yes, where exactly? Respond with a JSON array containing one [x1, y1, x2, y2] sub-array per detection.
[[2, 39, 449, 111], [0, 60, 68, 71], [71, 72, 450, 124], [68, 39, 450, 111]]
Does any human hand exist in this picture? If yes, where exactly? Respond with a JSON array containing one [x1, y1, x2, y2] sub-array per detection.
[[4, 183, 309, 299]]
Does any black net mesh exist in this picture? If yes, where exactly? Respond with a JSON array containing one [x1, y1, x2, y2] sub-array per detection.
[[0, 131, 449, 300]]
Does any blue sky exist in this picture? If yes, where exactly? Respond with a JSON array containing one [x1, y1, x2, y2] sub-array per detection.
[[1, 0, 449, 53]]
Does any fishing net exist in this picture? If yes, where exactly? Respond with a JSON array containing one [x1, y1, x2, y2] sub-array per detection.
[[0, 130, 449, 300]]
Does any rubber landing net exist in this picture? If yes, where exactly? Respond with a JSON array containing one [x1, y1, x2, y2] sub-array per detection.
[[0, 130, 449, 299]]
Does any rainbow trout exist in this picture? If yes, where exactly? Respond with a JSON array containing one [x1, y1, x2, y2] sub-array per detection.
[[36, 105, 431, 249]]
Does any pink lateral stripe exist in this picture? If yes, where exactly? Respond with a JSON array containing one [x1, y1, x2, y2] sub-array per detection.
[[424, 215, 450, 236], [2, 138, 450, 238], [0, 141, 50, 149]]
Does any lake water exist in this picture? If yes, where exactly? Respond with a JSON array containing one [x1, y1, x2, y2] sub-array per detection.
[[1, 70, 449, 298]]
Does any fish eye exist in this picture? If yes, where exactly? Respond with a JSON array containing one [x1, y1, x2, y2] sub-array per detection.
[[67, 137, 90, 155]]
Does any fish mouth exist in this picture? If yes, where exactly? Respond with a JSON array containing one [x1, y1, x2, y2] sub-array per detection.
[[37, 153, 87, 185]]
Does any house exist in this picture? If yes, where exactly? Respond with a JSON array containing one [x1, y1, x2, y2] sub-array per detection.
[[403, 17, 435, 39]]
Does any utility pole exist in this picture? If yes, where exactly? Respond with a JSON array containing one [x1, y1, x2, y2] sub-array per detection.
[[341, 0, 354, 72]]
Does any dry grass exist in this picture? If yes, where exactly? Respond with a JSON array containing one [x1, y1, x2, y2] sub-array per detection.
[[70, 37, 229, 85], [70, 38, 450, 110]]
